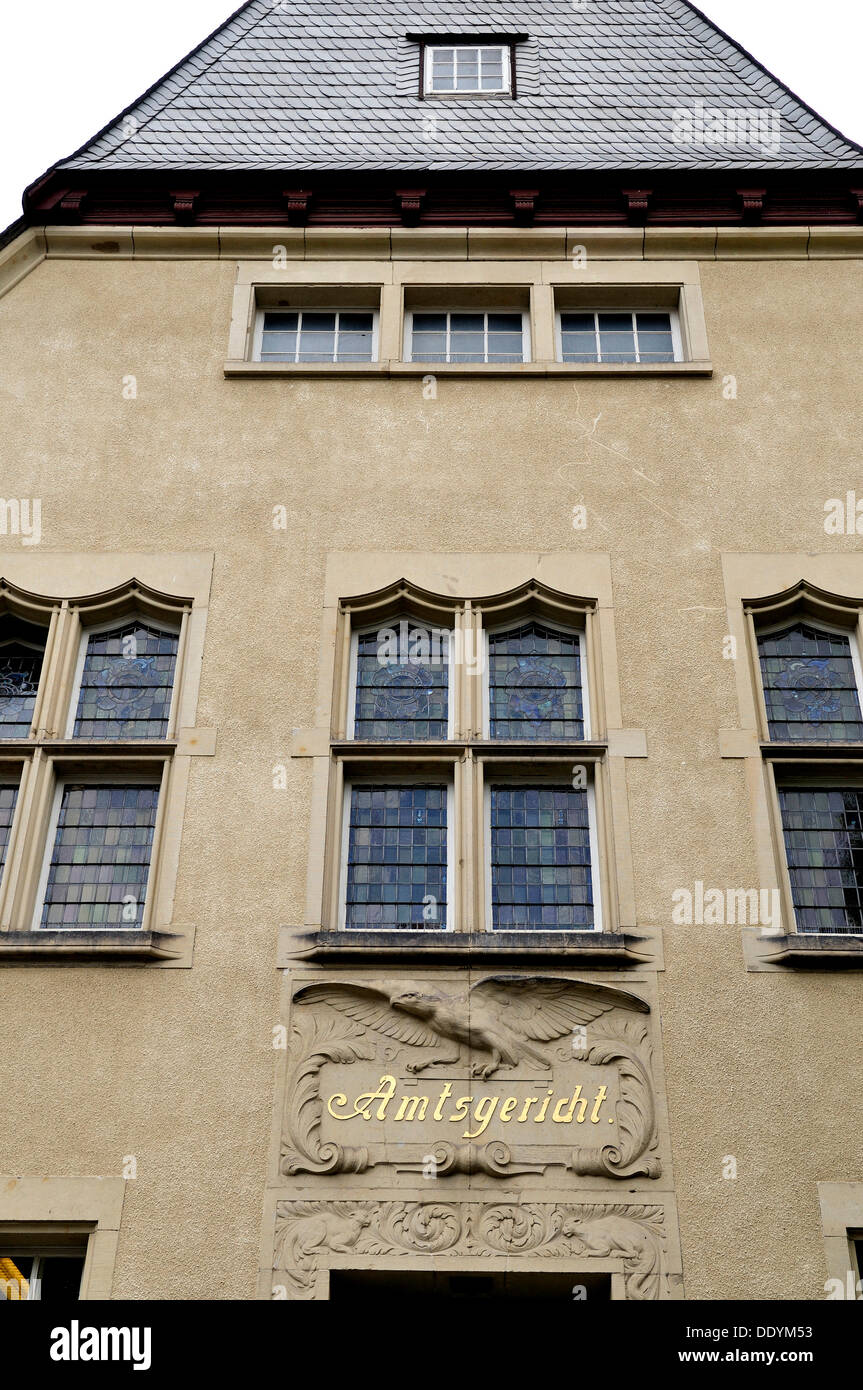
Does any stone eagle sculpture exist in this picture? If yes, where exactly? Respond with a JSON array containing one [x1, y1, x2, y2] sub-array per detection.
[[294, 975, 648, 1080]]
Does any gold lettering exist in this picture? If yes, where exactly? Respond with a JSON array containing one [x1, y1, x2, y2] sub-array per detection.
[[590, 1085, 608, 1123], [534, 1089, 555, 1123], [395, 1095, 430, 1122], [449, 1096, 472, 1123], [517, 1097, 539, 1122], [464, 1095, 499, 1140], [326, 1092, 350, 1120], [552, 1086, 587, 1124], [433, 1082, 454, 1120], [499, 1097, 519, 1122], [332, 1074, 397, 1122]]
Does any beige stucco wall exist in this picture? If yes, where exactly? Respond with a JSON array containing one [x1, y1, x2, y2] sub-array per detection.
[[0, 237, 861, 1299]]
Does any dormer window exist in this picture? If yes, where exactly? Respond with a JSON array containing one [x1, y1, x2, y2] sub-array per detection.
[[424, 44, 512, 95]]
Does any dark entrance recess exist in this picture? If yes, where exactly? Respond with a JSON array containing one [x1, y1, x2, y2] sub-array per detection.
[[329, 1270, 611, 1300]]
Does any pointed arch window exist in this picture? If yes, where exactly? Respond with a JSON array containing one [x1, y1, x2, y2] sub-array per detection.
[[757, 622, 863, 742], [0, 615, 48, 739], [0, 577, 201, 956], [70, 619, 179, 740], [349, 619, 451, 740], [486, 620, 585, 740]]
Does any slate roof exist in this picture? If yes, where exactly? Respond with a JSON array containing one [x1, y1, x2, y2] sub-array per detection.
[[57, 0, 863, 173]]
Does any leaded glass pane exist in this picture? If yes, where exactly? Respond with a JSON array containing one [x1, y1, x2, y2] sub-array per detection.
[[491, 785, 594, 930], [354, 623, 448, 739], [345, 784, 447, 929], [488, 621, 584, 739], [779, 787, 863, 933], [758, 624, 863, 741], [74, 622, 178, 739], [40, 784, 159, 929], [0, 783, 19, 877], [0, 653, 42, 737]]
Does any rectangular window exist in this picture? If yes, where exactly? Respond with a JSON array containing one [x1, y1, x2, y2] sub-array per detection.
[[558, 311, 678, 364], [350, 624, 450, 740], [488, 784, 597, 931], [758, 624, 863, 741], [425, 45, 510, 94], [257, 309, 377, 364], [407, 311, 528, 364], [1, 1250, 86, 1301], [778, 786, 863, 934], [0, 781, 19, 878], [38, 783, 160, 930], [487, 622, 585, 739], [71, 621, 179, 740], [344, 783, 449, 929]]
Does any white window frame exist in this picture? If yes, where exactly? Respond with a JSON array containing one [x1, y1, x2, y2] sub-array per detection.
[[481, 620, 590, 740], [555, 307, 683, 365], [483, 777, 603, 933], [66, 614, 181, 741], [756, 616, 863, 738], [340, 777, 455, 932], [4, 1249, 86, 1301], [347, 621, 455, 740], [253, 306, 380, 364], [32, 772, 164, 933], [424, 44, 511, 96], [405, 308, 531, 365]]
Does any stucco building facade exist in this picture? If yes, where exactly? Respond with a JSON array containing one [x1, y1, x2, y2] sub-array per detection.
[[1, 0, 862, 1302]]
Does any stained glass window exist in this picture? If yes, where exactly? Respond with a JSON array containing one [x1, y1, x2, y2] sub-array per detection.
[[345, 784, 447, 929], [488, 622, 584, 739], [0, 783, 18, 877], [779, 787, 863, 933], [73, 622, 178, 739], [40, 784, 160, 929], [559, 311, 675, 364], [260, 310, 375, 363], [409, 312, 525, 364], [0, 618, 46, 738], [490, 785, 594, 930], [758, 624, 863, 741], [353, 624, 448, 739]]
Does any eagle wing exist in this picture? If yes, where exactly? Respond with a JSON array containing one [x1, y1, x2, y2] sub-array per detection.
[[294, 983, 441, 1049], [470, 976, 648, 1044]]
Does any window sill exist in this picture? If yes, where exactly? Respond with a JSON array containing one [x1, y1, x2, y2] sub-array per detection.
[[279, 927, 653, 966], [225, 360, 713, 380], [761, 740, 863, 760], [0, 929, 189, 963], [743, 927, 863, 971]]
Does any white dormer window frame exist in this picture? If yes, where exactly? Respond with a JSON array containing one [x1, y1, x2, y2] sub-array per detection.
[[424, 44, 512, 96]]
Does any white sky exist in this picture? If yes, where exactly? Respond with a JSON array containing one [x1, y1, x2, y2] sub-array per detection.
[[2, 0, 862, 232]]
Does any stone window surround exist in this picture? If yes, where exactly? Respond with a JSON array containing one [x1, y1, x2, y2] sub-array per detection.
[[0, 552, 214, 968], [0, 1175, 125, 1300], [818, 1182, 863, 1295], [225, 256, 711, 378], [283, 551, 659, 969], [720, 555, 863, 971]]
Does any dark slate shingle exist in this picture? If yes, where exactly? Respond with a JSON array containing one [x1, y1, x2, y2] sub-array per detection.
[[58, 0, 863, 173]]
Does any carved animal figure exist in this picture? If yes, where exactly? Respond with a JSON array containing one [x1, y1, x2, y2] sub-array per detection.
[[295, 975, 647, 1080]]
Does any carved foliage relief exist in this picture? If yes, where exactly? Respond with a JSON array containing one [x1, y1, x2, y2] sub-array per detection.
[[272, 1200, 676, 1301]]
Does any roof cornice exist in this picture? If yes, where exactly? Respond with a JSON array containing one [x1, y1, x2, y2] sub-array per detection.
[[18, 167, 863, 237]]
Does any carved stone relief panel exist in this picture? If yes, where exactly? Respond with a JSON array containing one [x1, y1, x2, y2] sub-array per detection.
[[279, 972, 665, 1182], [271, 1199, 684, 1301]]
